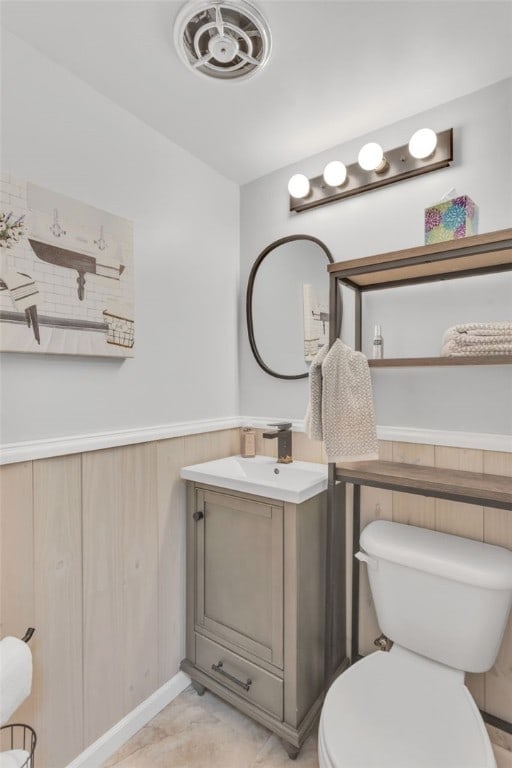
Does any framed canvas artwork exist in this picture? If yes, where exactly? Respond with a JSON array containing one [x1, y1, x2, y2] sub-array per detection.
[[0, 175, 134, 357], [303, 282, 328, 362]]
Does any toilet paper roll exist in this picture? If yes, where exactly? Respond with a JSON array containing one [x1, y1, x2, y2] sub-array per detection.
[[0, 751, 30, 768], [0, 637, 32, 727]]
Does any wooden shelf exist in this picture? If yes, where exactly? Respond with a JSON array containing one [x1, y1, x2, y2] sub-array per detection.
[[328, 228, 512, 718], [335, 460, 512, 510], [368, 355, 512, 368], [328, 228, 512, 289]]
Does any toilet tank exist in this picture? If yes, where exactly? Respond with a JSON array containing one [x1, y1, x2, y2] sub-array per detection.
[[359, 520, 512, 673]]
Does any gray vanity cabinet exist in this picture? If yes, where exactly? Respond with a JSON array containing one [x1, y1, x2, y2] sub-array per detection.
[[195, 488, 284, 668], [181, 481, 346, 758]]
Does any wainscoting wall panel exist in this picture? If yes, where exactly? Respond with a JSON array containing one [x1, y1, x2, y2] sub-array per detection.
[[83, 442, 160, 744], [155, 437, 186, 686], [83, 447, 125, 745], [121, 443, 159, 715], [0, 429, 510, 766], [0, 461, 35, 748], [33, 454, 83, 768], [0, 428, 240, 768]]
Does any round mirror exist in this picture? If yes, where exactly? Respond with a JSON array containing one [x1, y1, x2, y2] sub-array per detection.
[[246, 234, 335, 379]]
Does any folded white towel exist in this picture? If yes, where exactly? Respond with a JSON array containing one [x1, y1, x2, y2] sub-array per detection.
[[445, 322, 512, 336], [320, 340, 379, 463], [0, 638, 32, 727], [441, 341, 512, 357], [443, 333, 512, 347], [304, 343, 329, 441], [442, 322, 512, 345]]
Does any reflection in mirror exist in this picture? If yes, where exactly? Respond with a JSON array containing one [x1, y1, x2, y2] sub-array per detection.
[[247, 235, 334, 379]]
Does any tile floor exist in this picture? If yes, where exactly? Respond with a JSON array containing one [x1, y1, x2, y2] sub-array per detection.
[[103, 685, 512, 768], [103, 686, 318, 768]]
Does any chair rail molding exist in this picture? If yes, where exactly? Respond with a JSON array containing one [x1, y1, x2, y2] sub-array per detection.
[[0, 417, 242, 464], [1, 417, 510, 464]]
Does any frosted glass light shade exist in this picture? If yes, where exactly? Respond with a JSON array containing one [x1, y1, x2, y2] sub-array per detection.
[[323, 161, 347, 187], [409, 128, 438, 159], [288, 174, 310, 198], [358, 142, 385, 172]]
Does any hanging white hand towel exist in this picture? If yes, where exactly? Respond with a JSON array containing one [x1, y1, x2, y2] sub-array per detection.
[[304, 343, 329, 441], [321, 339, 379, 463]]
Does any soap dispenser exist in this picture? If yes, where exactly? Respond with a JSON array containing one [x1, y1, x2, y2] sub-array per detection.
[[240, 426, 256, 458]]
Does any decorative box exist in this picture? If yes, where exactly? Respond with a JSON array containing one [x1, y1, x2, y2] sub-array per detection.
[[424, 195, 479, 244]]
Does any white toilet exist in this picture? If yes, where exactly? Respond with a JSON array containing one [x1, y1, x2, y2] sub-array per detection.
[[319, 520, 512, 768]]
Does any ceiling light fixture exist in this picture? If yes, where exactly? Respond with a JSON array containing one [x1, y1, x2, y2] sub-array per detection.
[[173, 0, 272, 81], [289, 128, 453, 213]]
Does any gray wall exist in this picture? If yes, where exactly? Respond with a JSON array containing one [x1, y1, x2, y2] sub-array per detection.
[[239, 79, 512, 435], [1, 31, 240, 443]]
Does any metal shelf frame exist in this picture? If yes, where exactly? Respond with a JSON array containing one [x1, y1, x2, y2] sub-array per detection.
[[325, 228, 512, 736]]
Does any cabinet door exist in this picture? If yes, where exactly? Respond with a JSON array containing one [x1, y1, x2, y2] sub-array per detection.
[[195, 489, 283, 668]]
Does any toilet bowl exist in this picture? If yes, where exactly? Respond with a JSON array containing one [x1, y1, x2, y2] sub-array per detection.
[[319, 521, 512, 768], [319, 647, 495, 768]]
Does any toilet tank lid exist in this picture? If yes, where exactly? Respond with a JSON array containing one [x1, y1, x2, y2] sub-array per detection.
[[360, 521, 512, 590]]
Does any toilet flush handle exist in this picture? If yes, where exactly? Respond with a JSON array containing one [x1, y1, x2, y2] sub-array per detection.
[[355, 551, 378, 570]]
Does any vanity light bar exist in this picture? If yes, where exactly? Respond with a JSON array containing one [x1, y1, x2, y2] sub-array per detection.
[[289, 128, 453, 213]]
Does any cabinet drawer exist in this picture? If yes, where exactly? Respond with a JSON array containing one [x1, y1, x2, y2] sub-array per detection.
[[195, 634, 283, 720]]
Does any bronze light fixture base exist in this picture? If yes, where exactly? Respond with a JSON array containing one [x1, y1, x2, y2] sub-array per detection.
[[289, 128, 453, 213]]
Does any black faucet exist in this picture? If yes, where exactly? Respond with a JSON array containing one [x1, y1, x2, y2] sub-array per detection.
[[262, 422, 293, 464]]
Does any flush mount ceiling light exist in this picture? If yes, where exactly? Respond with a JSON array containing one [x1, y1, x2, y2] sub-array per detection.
[[289, 128, 453, 213], [173, 0, 272, 81]]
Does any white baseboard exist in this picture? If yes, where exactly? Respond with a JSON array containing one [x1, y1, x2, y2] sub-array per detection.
[[65, 671, 190, 768]]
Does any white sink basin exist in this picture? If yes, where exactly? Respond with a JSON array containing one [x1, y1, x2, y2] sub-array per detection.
[[180, 455, 328, 504]]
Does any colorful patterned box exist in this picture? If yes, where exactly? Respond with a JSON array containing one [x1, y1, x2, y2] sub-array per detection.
[[424, 195, 479, 244]]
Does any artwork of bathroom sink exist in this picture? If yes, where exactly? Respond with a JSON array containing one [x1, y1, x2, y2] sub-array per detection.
[[0, 175, 134, 357], [303, 283, 328, 362]]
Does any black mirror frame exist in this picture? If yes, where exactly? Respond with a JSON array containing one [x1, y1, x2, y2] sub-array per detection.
[[246, 234, 336, 380]]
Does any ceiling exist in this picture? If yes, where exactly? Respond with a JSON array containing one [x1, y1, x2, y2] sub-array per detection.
[[2, 1, 512, 184]]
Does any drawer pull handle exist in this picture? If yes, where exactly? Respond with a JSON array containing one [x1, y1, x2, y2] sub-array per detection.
[[193, 511, 204, 521], [211, 661, 252, 692]]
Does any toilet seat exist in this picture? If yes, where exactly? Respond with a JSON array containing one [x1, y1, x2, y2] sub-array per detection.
[[319, 647, 496, 768]]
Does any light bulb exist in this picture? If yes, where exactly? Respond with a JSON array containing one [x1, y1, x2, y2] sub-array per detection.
[[323, 161, 347, 187], [358, 142, 387, 172], [288, 173, 310, 199], [408, 128, 438, 159]]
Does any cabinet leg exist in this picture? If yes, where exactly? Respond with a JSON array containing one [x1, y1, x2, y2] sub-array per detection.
[[282, 741, 300, 760], [191, 680, 206, 697]]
